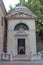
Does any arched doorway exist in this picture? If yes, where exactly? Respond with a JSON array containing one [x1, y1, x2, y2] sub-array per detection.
[[14, 23, 29, 55]]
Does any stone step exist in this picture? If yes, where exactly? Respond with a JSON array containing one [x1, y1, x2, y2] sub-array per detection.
[[13, 55, 30, 61]]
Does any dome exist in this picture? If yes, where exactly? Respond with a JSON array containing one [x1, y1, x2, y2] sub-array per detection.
[[7, 6, 37, 19], [15, 6, 29, 12], [10, 6, 34, 15]]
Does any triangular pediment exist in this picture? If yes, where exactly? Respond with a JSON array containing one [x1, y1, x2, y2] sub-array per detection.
[[6, 12, 37, 19], [12, 12, 32, 18]]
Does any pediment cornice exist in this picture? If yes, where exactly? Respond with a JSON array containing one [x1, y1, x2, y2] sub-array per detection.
[[6, 12, 37, 19]]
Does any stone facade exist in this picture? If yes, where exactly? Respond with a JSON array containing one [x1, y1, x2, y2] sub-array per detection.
[[0, 1, 37, 60], [6, 6, 37, 59], [7, 19, 36, 59]]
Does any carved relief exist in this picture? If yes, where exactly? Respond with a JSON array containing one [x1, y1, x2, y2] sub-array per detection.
[[6, 12, 33, 19]]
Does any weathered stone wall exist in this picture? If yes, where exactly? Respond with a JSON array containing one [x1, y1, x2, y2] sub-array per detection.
[[0, 6, 5, 55]]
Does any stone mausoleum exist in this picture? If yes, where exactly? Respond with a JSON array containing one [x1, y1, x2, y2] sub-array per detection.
[[0, 0, 38, 60]]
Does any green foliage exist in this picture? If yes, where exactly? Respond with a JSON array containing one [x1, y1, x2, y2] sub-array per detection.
[[36, 43, 43, 52], [39, 29, 43, 39], [16, 0, 43, 23], [8, 5, 13, 14], [16, 0, 25, 6], [39, 0, 43, 4], [36, 23, 42, 30]]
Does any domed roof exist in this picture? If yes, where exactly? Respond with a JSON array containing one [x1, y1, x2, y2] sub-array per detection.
[[10, 6, 33, 15], [14, 6, 29, 12], [7, 6, 37, 19]]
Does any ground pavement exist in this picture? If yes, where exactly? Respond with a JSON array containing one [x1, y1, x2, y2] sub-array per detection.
[[0, 59, 43, 65]]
